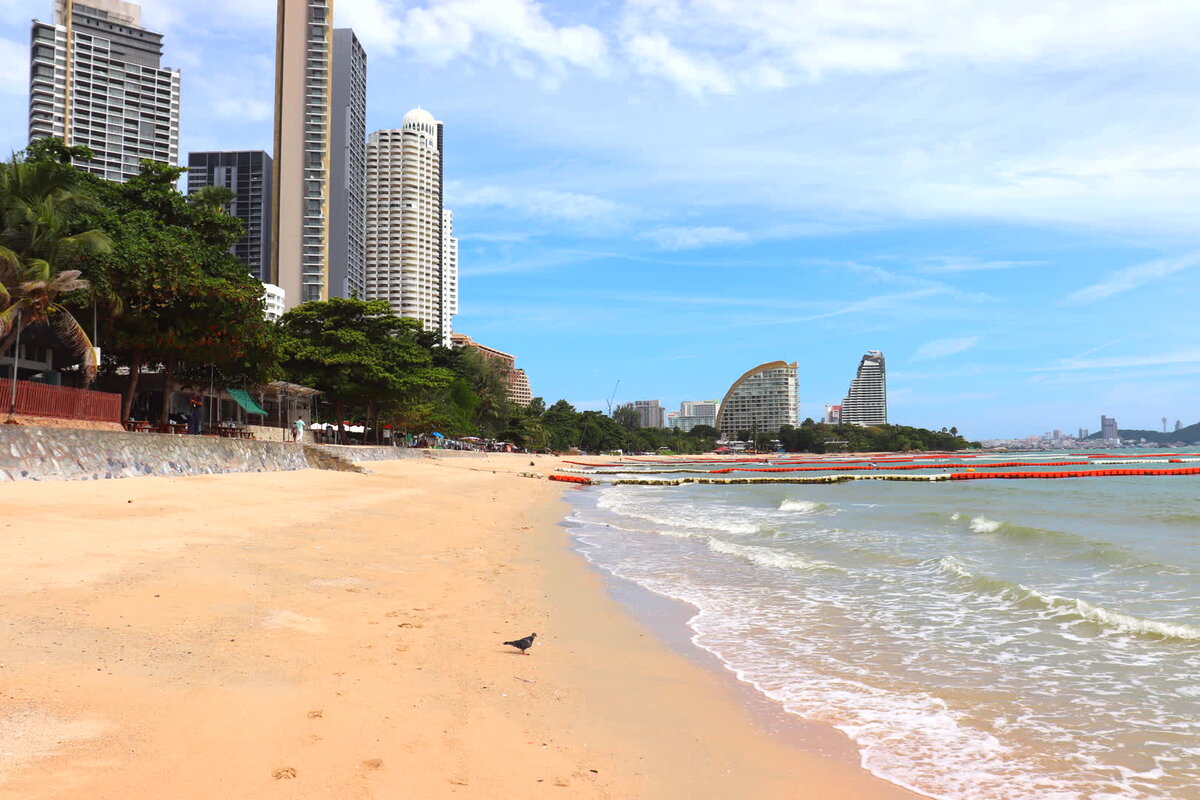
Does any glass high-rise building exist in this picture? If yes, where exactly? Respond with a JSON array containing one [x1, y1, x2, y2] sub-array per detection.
[[29, 0, 180, 182], [328, 28, 367, 300], [364, 108, 459, 344], [840, 350, 887, 426], [715, 361, 799, 438], [187, 151, 273, 281]]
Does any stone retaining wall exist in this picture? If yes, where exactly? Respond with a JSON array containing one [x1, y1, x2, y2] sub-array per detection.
[[0, 426, 309, 482], [314, 445, 486, 462]]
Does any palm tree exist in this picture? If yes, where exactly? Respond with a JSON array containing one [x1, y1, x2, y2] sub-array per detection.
[[0, 157, 111, 384]]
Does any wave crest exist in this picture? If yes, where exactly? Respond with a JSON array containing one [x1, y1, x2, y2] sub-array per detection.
[[936, 558, 1200, 642], [779, 499, 828, 514], [707, 538, 829, 572]]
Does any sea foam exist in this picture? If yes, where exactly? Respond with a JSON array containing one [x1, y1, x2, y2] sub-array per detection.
[[779, 499, 827, 513]]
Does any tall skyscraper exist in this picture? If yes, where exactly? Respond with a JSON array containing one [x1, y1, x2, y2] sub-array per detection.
[[187, 151, 273, 281], [715, 361, 799, 438], [271, 0, 332, 307], [29, 0, 180, 182], [1100, 415, 1119, 440], [364, 108, 458, 344], [840, 350, 887, 426], [328, 28, 367, 299]]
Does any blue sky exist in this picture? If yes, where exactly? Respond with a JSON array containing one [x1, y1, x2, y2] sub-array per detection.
[[3, 0, 1199, 439]]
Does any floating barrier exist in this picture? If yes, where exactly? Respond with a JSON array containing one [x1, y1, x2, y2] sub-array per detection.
[[950, 467, 1200, 480], [548, 473, 595, 485], [586, 467, 1200, 487]]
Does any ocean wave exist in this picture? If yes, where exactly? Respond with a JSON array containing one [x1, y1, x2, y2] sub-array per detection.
[[778, 499, 829, 514], [936, 558, 1200, 642], [706, 537, 831, 572], [970, 516, 1002, 533], [597, 490, 760, 535]]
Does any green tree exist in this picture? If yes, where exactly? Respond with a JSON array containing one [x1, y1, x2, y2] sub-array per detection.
[[69, 162, 279, 420], [278, 297, 452, 437], [542, 399, 581, 451], [613, 403, 640, 431]]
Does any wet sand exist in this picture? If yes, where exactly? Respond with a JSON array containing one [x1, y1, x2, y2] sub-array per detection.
[[0, 454, 923, 798]]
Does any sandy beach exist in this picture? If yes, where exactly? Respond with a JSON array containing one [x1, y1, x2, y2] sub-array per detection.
[[0, 453, 923, 799]]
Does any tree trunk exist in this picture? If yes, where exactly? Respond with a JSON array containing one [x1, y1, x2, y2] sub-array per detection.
[[335, 402, 344, 445], [122, 351, 144, 421], [158, 359, 175, 429]]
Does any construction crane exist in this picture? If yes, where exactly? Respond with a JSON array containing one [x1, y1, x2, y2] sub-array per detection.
[[605, 379, 621, 415]]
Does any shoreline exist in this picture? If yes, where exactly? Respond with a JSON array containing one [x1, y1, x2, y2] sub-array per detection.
[[0, 454, 924, 798]]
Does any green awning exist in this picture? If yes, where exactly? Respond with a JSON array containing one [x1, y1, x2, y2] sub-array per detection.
[[227, 388, 267, 415]]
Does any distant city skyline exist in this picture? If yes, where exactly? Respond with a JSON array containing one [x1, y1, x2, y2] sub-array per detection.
[[7, 0, 1200, 438]]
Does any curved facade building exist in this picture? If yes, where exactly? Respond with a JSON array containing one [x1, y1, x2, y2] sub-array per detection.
[[715, 361, 799, 438]]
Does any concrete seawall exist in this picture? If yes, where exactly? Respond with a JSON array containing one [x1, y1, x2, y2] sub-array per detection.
[[0, 426, 494, 482], [0, 426, 309, 481]]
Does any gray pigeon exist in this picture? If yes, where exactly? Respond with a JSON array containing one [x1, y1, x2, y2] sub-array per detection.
[[503, 633, 536, 654]]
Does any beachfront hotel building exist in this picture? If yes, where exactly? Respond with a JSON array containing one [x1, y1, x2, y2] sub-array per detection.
[[449, 334, 532, 406], [839, 350, 887, 426], [187, 151, 273, 281], [29, 0, 180, 182], [715, 361, 799, 438], [670, 399, 719, 432], [364, 109, 458, 345], [272, 1, 367, 306]]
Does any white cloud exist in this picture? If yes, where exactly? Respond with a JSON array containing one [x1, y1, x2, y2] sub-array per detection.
[[915, 258, 1041, 274], [448, 182, 621, 220], [913, 336, 980, 361], [1041, 348, 1200, 372], [617, 0, 1200, 91], [1064, 252, 1200, 304], [0, 36, 26, 96], [623, 33, 733, 95], [638, 225, 747, 249], [374, 0, 607, 72]]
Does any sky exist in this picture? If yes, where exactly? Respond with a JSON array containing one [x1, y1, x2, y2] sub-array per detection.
[[2, 0, 1199, 439]]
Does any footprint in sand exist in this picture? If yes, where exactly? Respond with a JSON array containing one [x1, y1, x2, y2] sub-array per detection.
[[307, 709, 324, 719], [361, 759, 383, 770], [273, 767, 298, 780]]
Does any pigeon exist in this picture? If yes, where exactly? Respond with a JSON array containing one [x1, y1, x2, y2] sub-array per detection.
[[503, 633, 537, 655]]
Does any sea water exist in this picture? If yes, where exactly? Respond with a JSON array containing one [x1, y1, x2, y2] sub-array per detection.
[[564, 464, 1200, 799]]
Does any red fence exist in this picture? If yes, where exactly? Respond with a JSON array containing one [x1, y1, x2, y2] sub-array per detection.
[[0, 378, 121, 422]]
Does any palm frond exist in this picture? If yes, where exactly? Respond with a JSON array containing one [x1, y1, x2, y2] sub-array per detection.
[[0, 301, 25, 340], [49, 305, 97, 383], [48, 269, 89, 295]]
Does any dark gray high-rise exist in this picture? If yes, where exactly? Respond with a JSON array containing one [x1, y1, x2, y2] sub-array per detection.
[[187, 151, 273, 281], [328, 28, 367, 299]]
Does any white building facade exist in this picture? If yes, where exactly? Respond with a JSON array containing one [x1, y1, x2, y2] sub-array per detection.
[[263, 283, 286, 322], [29, 0, 180, 183], [670, 399, 719, 432], [364, 108, 458, 345], [839, 350, 887, 426]]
